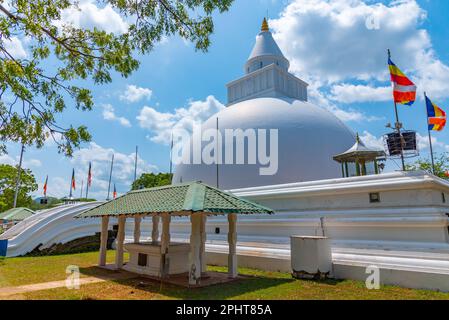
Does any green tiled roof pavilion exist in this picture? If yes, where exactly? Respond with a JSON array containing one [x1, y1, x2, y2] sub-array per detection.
[[76, 181, 274, 218], [0, 207, 35, 221]]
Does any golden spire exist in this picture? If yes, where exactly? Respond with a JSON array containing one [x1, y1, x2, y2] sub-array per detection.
[[261, 17, 269, 32]]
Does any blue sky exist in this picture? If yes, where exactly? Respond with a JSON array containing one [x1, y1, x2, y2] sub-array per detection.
[[2, 0, 449, 199]]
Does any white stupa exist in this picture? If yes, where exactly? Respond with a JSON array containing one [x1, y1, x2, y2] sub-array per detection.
[[173, 19, 356, 189]]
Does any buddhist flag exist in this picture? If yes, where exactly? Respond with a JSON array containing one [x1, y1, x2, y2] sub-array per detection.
[[87, 162, 92, 187], [43, 175, 48, 197], [426, 95, 446, 131], [71, 169, 76, 190], [113, 183, 117, 199], [388, 52, 417, 106]]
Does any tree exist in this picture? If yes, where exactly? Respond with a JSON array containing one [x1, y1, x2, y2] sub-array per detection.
[[132, 172, 173, 190], [0, 0, 234, 156], [406, 153, 449, 179], [0, 164, 38, 211]]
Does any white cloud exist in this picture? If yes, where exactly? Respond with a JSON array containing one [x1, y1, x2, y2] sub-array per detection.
[[0, 154, 15, 166], [66, 142, 157, 199], [120, 85, 153, 103], [0, 153, 41, 168], [2, 36, 27, 59], [330, 84, 391, 103], [137, 95, 225, 145], [102, 104, 131, 127], [359, 130, 385, 150], [307, 81, 381, 122], [271, 0, 427, 82], [416, 132, 449, 153], [59, 0, 128, 34], [270, 0, 449, 114]]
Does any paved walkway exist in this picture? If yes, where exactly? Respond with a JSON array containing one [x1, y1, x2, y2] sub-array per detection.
[[0, 271, 137, 298]]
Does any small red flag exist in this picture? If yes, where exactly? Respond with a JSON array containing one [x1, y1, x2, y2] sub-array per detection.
[[43, 175, 48, 196], [87, 162, 92, 187], [71, 169, 76, 190], [113, 183, 117, 199]]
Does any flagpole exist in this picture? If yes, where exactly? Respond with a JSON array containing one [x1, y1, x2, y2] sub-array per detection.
[[394, 102, 406, 171], [134, 146, 138, 182], [106, 154, 114, 200], [428, 128, 436, 175], [389, 49, 406, 171], [216, 117, 220, 189], [69, 169, 73, 199], [85, 163, 90, 199], [80, 180, 84, 199], [169, 132, 174, 183], [425, 92, 436, 175]]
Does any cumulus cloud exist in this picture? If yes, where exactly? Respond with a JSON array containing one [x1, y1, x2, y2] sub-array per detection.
[[2, 36, 27, 59], [59, 0, 128, 34], [270, 0, 449, 112], [66, 142, 157, 199], [0, 153, 41, 168], [358, 131, 449, 156], [102, 104, 131, 127], [137, 95, 225, 145], [359, 130, 385, 150], [120, 85, 153, 103], [330, 84, 391, 103]]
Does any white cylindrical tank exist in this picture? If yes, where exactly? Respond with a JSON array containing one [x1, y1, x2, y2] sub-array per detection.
[[290, 236, 332, 279]]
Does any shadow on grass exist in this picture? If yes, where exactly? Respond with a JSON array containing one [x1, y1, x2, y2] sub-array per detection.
[[78, 266, 296, 300]]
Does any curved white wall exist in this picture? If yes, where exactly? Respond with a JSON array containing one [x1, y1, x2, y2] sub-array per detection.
[[0, 202, 107, 257]]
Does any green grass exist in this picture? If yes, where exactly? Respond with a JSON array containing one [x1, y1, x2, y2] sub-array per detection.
[[1, 252, 449, 300], [0, 251, 127, 287]]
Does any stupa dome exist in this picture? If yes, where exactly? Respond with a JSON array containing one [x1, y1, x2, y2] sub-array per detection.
[[173, 19, 356, 189]]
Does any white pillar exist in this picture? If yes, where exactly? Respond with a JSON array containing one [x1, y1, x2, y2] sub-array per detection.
[[228, 213, 238, 278], [160, 213, 171, 277], [152, 215, 160, 244], [189, 213, 202, 285], [134, 216, 141, 243], [200, 214, 207, 274], [99, 216, 109, 266], [115, 215, 126, 269]]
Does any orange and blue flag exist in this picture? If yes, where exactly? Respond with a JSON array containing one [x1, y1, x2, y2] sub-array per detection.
[[426, 95, 446, 131], [388, 54, 416, 106]]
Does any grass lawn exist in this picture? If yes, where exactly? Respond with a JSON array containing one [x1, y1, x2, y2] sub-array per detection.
[[0, 251, 128, 288], [1, 251, 449, 300]]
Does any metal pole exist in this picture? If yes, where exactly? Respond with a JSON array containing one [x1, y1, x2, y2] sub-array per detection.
[[80, 180, 84, 199], [134, 146, 138, 182], [106, 154, 114, 200], [394, 102, 406, 171], [12, 144, 25, 208], [424, 92, 436, 175], [85, 165, 89, 199], [69, 169, 74, 199], [428, 129, 436, 175], [216, 117, 219, 189], [169, 133, 174, 184]]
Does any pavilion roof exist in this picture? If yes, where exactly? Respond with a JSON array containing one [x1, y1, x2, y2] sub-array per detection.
[[333, 134, 385, 163], [0, 207, 35, 221], [75, 181, 274, 218]]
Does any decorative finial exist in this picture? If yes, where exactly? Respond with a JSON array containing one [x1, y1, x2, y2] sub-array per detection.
[[356, 132, 360, 143], [261, 17, 269, 32]]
